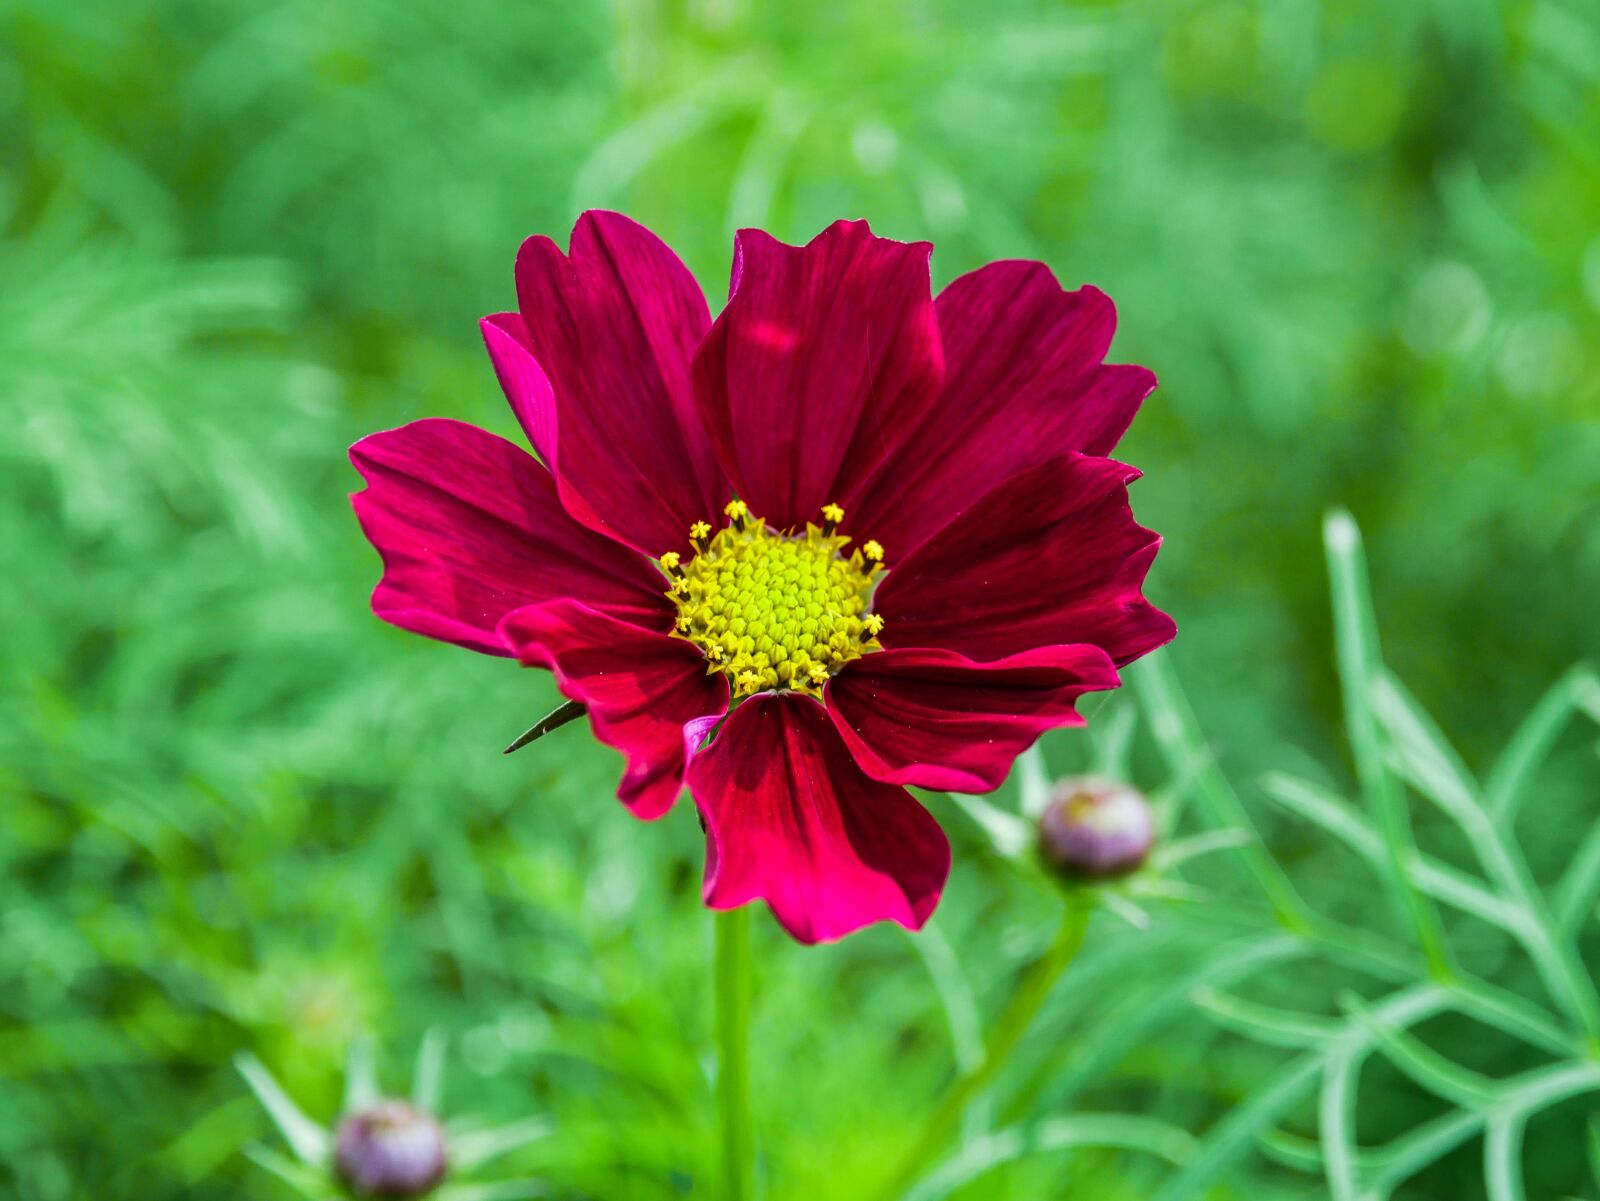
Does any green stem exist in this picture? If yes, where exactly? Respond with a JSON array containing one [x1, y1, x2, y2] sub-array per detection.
[[875, 898, 1093, 1201], [714, 906, 754, 1201]]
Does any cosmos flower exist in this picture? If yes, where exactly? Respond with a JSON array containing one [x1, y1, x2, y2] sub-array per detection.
[[351, 212, 1174, 944]]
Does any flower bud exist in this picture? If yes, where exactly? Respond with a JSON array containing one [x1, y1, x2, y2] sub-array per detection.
[[1038, 776, 1154, 880], [335, 1101, 448, 1198]]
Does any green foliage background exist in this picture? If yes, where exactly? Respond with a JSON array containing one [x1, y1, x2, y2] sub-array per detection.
[[2, 0, 1597, 1198]]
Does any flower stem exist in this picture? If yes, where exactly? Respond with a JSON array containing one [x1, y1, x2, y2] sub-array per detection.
[[875, 898, 1093, 1201], [714, 906, 755, 1201]]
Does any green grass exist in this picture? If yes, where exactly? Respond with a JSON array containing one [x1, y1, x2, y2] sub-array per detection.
[[3, 0, 1598, 1197]]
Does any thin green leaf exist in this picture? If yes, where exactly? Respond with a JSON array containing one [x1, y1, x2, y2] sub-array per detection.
[[449, 1118, 555, 1171], [1151, 828, 1254, 872], [1088, 698, 1138, 781], [1374, 671, 1600, 1039], [1409, 857, 1533, 936], [906, 920, 993, 1148], [1320, 1046, 1362, 1201], [243, 1144, 335, 1200], [235, 1052, 330, 1166], [1191, 987, 1341, 1048], [1493, 1059, 1600, 1115], [905, 1113, 1197, 1201], [1369, 670, 1482, 821], [1100, 890, 1152, 930], [1261, 772, 1530, 941], [1255, 1128, 1325, 1174], [1152, 985, 1449, 1201], [1364, 1108, 1484, 1199], [1484, 1112, 1526, 1201], [1132, 652, 1308, 927], [907, 923, 985, 1075], [1443, 980, 1577, 1059], [1553, 819, 1600, 935], [1323, 509, 1450, 976], [1260, 772, 1383, 859], [947, 791, 1033, 859], [1030, 934, 1305, 1112], [1015, 744, 1053, 819], [1487, 664, 1600, 824], [343, 1036, 378, 1115], [413, 1028, 446, 1114], [1340, 992, 1497, 1109], [1286, 972, 1600, 1201], [1152, 1052, 1323, 1201]]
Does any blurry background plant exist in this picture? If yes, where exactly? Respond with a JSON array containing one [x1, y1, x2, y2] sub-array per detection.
[[237, 1034, 547, 1200], [1, 0, 1597, 1198]]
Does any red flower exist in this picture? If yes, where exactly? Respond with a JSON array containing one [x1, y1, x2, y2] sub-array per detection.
[[352, 213, 1174, 944]]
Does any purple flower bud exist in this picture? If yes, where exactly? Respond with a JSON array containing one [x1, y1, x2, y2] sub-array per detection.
[[1038, 776, 1154, 880], [335, 1101, 448, 1198]]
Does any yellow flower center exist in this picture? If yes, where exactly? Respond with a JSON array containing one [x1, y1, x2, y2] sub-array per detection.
[[662, 502, 885, 697]]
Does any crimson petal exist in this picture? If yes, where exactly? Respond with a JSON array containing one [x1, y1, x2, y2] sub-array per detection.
[[693, 221, 944, 531], [851, 261, 1156, 560], [350, 419, 670, 656], [875, 454, 1175, 666], [687, 694, 950, 945], [827, 644, 1120, 794], [500, 600, 729, 819], [514, 211, 728, 555], [480, 311, 555, 463]]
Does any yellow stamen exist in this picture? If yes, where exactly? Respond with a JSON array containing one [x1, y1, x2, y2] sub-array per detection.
[[659, 551, 681, 572], [690, 520, 713, 541], [862, 539, 884, 564], [664, 505, 888, 698]]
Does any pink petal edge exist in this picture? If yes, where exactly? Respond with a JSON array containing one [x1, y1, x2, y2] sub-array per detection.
[[826, 643, 1121, 794], [510, 210, 729, 556], [350, 418, 669, 656], [499, 599, 729, 819], [693, 220, 944, 532], [687, 693, 951, 945]]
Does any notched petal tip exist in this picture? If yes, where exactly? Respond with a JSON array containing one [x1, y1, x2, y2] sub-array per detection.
[[699, 216, 944, 531], [846, 264, 1157, 556], [510, 210, 726, 556]]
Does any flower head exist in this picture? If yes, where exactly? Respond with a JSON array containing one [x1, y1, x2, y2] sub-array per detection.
[[352, 212, 1175, 944], [1038, 776, 1156, 879], [336, 1102, 448, 1197]]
